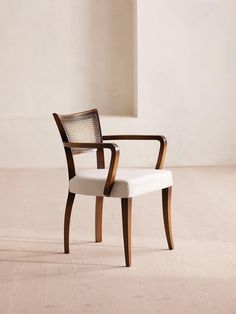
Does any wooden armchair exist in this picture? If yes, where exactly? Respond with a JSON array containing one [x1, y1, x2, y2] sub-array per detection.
[[53, 109, 174, 267]]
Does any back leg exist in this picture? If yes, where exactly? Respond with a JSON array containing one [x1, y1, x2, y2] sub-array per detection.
[[121, 198, 132, 267], [95, 196, 103, 242]]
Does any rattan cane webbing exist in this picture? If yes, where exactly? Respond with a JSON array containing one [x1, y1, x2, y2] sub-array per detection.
[[61, 112, 102, 154]]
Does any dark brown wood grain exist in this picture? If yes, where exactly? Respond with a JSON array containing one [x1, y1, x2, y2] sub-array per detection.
[[121, 198, 132, 267], [64, 192, 75, 253], [162, 187, 174, 250], [53, 113, 76, 180], [103, 135, 167, 169], [95, 196, 103, 242], [95, 147, 105, 243]]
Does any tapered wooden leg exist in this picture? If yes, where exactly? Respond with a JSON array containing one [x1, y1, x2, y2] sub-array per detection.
[[121, 198, 132, 267], [64, 192, 75, 253], [95, 196, 103, 242], [162, 187, 174, 250]]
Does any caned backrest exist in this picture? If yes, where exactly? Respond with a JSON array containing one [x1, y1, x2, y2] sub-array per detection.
[[53, 109, 103, 155]]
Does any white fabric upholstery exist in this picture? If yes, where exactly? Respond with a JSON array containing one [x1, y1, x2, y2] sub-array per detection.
[[69, 168, 173, 198]]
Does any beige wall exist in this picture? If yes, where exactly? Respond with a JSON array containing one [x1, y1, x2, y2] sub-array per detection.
[[0, 0, 135, 116], [0, 0, 236, 168]]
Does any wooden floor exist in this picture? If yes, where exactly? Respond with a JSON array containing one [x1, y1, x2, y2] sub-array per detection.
[[0, 167, 236, 314]]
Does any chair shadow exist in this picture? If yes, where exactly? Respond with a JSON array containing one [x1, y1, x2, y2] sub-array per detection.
[[0, 238, 170, 272]]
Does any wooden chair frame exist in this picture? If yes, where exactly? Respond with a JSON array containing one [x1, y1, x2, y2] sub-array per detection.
[[53, 109, 174, 267]]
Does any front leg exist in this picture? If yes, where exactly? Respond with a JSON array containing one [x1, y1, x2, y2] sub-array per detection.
[[162, 187, 174, 250]]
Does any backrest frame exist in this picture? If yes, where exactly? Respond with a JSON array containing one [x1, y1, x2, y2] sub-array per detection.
[[53, 109, 105, 180]]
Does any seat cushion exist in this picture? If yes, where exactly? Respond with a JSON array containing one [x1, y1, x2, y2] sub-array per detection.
[[69, 168, 173, 198]]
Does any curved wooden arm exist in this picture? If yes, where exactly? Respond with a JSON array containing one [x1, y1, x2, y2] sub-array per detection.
[[64, 142, 120, 196], [102, 135, 167, 169]]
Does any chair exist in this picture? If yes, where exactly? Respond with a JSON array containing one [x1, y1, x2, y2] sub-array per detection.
[[53, 109, 174, 267]]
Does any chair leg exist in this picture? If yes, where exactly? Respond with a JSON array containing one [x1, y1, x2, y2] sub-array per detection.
[[95, 196, 103, 242], [121, 198, 132, 267], [64, 192, 75, 254], [162, 187, 174, 250]]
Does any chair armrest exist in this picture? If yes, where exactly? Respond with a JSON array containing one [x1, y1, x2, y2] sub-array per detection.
[[102, 135, 167, 169], [64, 142, 120, 196]]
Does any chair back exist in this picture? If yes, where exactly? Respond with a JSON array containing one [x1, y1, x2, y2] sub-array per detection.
[[53, 109, 103, 154], [53, 109, 104, 178]]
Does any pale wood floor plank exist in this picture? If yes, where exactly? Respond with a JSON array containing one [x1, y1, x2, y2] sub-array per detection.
[[0, 167, 236, 313]]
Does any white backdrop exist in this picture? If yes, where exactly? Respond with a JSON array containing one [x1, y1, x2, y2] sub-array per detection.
[[0, 0, 235, 168]]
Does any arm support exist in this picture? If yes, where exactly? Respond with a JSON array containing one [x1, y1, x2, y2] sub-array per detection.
[[102, 135, 167, 169], [64, 142, 120, 196]]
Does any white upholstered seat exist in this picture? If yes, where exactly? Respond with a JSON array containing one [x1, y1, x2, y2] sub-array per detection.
[[69, 168, 173, 198]]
